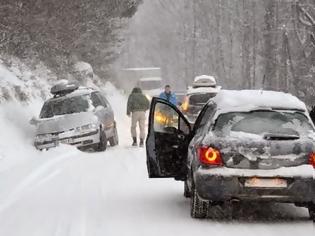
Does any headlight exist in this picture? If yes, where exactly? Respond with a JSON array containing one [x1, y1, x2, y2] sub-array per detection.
[[35, 133, 54, 142], [77, 123, 98, 132]]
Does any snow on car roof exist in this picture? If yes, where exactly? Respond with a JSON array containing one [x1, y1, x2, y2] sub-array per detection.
[[212, 90, 307, 112], [194, 75, 216, 83], [139, 77, 162, 81], [187, 86, 221, 95]]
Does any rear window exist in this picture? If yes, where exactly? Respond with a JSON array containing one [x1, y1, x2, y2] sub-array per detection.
[[214, 110, 314, 136], [189, 93, 216, 105], [40, 94, 94, 118], [138, 80, 161, 90]]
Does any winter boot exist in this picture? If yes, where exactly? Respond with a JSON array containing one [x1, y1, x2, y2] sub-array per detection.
[[132, 137, 137, 146], [139, 138, 144, 147]]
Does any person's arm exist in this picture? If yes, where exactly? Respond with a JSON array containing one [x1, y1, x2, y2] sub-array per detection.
[[171, 93, 177, 106]]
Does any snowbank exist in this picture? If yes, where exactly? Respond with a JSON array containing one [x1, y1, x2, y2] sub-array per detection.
[[0, 60, 73, 171], [0, 57, 53, 103]]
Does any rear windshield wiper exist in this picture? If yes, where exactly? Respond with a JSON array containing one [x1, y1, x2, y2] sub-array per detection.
[[263, 133, 300, 141]]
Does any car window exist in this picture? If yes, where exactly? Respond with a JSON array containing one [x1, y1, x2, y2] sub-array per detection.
[[214, 110, 314, 137], [91, 92, 104, 108], [97, 93, 109, 108], [154, 102, 189, 135], [154, 103, 179, 133], [189, 93, 216, 105], [40, 95, 94, 118]]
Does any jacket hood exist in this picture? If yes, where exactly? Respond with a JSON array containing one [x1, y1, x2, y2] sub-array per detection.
[[132, 87, 142, 94]]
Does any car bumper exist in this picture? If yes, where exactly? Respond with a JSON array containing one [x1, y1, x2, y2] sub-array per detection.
[[194, 165, 315, 204], [34, 130, 99, 150]]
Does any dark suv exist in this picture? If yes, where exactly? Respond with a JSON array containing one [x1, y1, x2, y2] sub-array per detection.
[[146, 90, 315, 220]]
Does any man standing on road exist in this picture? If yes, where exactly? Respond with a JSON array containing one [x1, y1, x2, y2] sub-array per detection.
[[159, 85, 177, 106], [127, 87, 150, 147]]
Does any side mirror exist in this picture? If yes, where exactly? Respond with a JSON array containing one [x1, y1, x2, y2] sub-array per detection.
[[29, 116, 40, 126]]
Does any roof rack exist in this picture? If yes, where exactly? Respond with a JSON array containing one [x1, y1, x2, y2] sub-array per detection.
[[192, 75, 217, 88], [50, 80, 79, 97]]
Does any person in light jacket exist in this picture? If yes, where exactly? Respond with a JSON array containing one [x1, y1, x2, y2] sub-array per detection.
[[159, 85, 177, 106]]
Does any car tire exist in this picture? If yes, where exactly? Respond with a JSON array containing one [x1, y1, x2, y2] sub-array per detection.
[[308, 203, 315, 222], [109, 125, 119, 147], [97, 127, 107, 151], [191, 187, 209, 219], [184, 180, 191, 198]]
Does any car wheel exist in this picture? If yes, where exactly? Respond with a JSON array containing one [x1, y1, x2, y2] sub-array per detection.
[[184, 180, 191, 198], [109, 125, 119, 147], [191, 187, 209, 218], [97, 127, 107, 151], [308, 203, 315, 222]]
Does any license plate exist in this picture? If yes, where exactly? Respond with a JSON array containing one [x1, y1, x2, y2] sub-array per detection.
[[244, 178, 287, 188], [61, 138, 73, 144]]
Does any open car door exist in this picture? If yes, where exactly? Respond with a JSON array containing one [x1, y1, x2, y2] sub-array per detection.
[[146, 97, 191, 180]]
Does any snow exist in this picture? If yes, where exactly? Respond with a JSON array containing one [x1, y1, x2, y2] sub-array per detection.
[[123, 67, 160, 71], [0, 64, 24, 86], [194, 75, 216, 82], [139, 76, 162, 81], [73, 61, 93, 74], [0, 64, 314, 235], [198, 165, 315, 178], [193, 75, 217, 85], [213, 90, 307, 111], [187, 85, 222, 95]]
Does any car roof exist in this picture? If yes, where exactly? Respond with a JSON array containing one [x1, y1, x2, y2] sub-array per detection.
[[46, 87, 96, 103], [211, 89, 307, 112]]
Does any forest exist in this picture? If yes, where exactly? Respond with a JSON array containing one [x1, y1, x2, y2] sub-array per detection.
[[118, 0, 315, 105], [0, 0, 314, 105]]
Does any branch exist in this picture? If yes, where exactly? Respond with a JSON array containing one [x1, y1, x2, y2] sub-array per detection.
[[311, 33, 315, 47], [297, 4, 315, 26]]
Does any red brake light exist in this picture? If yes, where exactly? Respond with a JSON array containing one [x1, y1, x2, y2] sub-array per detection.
[[309, 152, 315, 168], [198, 147, 223, 166]]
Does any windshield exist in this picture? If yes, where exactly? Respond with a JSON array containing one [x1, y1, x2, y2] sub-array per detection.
[[189, 93, 216, 106], [40, 95, 94, 118], [214, 110, 314, 137], [138, 80, 162, 90]]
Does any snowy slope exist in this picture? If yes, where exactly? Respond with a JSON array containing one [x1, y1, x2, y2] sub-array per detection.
[[0, 63, 314, 236]]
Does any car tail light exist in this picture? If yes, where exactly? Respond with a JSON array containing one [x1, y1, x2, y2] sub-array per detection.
[[309, 152, 315, 168], [181, 96, 189, 112], [198, 147, 223, 166]]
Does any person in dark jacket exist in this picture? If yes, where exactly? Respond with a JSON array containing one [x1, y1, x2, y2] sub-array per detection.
[[159, 85, 177, 106], [127, 87, 150, 146]]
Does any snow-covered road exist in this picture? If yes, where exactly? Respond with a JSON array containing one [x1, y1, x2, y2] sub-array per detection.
[[0, 84, 314, 236]]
